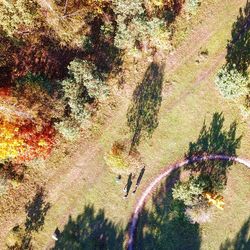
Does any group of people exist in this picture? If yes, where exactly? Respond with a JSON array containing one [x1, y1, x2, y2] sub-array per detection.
[[122, 166, 145, 198]]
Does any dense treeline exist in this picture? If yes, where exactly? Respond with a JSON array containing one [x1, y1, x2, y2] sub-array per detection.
[[0, 0, 189, 165]]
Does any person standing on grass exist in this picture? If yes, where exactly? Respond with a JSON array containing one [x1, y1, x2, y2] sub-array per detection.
[[132, 166, 145, 194], [123, 173, 133, 198]]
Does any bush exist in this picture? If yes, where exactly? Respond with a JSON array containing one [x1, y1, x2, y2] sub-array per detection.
[[104, 152, 129, 170], [113, 0, 144, 18], [215, 65, 249, 99], [113, 0, 171, 52], [172, 177, 204, 206], [185, 204, 211, 224], [132, 17, 171, 51], [67, 59, 108, 100]]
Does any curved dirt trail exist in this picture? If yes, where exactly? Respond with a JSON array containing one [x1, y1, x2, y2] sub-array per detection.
[[127, 155, 250, 250]]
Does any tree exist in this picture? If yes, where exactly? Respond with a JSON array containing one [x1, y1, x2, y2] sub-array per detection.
[[61, 59, 108, 123], [0, 86, 57, 163], [113, 0, 171, 53], [215, 65, 249, 99], [0, 0, 41, 37], [0, 116, 56, 163]]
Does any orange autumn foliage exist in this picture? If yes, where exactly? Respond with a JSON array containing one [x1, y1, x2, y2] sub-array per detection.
[[0, 116, 55, 163], [204, 192, 225, 210], [0, 87, 12, 97]]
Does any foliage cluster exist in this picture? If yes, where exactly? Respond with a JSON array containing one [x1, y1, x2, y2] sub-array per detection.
[[0, 116, 55, 163], [113, 0, 172, 53], [104, 141, 129, 172], [185, 0, 201, 13], [215, 1, 250, 115], [0, 0, 40, 37], [215, 65, 248, 99], [56, 59, 108, 140], [173, 113, 241, 224]]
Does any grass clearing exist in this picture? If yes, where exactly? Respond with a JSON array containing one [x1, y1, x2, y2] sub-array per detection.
[[136, 164, 250, 250]]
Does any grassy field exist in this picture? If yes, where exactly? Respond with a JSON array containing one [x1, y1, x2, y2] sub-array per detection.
[[1, 0, 250, 249], [135, 164, 250, 250]]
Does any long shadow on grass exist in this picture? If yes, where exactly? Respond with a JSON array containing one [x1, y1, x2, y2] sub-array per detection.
[[127, 62, 165, 153], [134, 169, 201, 250], [220, 216, 250, 250], [25, 186, 51, 233], [226, 0, 250, 73], [185, 112, 242, 192], [7, 186, 51, 249], [53, 204, 124, 250]]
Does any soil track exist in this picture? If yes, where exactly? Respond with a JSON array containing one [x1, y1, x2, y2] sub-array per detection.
[[128, 154, 250, 250]]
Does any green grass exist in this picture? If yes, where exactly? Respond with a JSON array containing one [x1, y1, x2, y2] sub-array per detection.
[[34, 0, 249, 248], [136, 164, 250, 250], [1, 0, 249, 249]]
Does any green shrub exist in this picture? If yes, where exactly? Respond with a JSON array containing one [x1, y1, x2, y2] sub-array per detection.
[[67, 59, 108, 100], [172, 177, 204, 206], [132, 17, 171, 51], [215, 65, 248, 99], [113, 0, 171, 52], [112, 0, 144, 18]]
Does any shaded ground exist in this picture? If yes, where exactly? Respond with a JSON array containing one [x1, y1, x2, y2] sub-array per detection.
[[220, 216, 250, 250], [185, 112, 242, 192], [53, 205, 123, 250], [226, 0, 250, 73], [127, 62, 165, 152], [135, 169, 201, 250]]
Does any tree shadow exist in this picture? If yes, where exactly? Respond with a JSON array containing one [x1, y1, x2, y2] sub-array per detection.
[[12, 35, 85, 82], [6, 187, 50, 249], [83, 13, 123, 75], [24, 186, 51, 233], [127, 62, 165, 153], [226, 0, 250, 73], [53, 204, 124, 250], [134, 169, 201, 250], [185, 112, 242, 192], [164, 0, 184, 24], [220, 216, 250, 250]]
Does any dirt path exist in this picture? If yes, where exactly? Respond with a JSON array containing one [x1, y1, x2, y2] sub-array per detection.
[[127, 154, 250, 250]]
